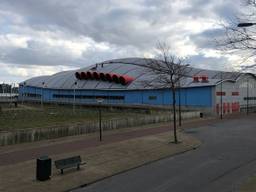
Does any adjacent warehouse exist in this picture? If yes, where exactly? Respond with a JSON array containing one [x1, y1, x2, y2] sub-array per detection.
[[19, 58, 256, 114]]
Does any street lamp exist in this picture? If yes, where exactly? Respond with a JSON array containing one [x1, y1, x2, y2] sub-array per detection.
[[10, 83, 12, 106], [220, 72, 223, 119], [237, 22, 254, 114], [247, 78, 249, 115], [178, 81, 182, 126], [22, 82, 26, 105], [96, 98, 104, 141], [73, 81, 77, 114], [237, 23, 256, 27], [41, 82, 45, 107]]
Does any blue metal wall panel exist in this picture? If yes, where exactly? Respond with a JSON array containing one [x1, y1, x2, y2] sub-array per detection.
[[142, 90, 163, 105], [185, 87, 212, 107], [124, 91, 142, 104], [19, 86, 213, 107]]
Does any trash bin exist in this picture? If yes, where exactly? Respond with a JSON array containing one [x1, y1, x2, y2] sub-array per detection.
[[200, 112, 203, 118], [36, 156, 51, 181]]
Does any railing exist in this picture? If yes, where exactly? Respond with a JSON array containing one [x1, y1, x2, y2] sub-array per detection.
[[0, 111, 200, 146]]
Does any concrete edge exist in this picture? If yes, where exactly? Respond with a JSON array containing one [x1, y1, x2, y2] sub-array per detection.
[[66, 142, 201, 192]]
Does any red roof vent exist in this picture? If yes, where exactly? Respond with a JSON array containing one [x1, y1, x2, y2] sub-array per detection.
[[93, 72, 100, 80], [80, 72, 87, 79], [100, 73, 106, 81], [86, 71, 93, 79], [112, 74, 120, 83], [201, 75, 209, 82], [193, 76, 199, 82], [75, 72, 81, 80], [119, 75, 135, 85], [105, 73, 112, 82]]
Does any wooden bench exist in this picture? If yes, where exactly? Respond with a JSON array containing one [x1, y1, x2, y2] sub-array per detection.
[[54, 155, 86, 174]]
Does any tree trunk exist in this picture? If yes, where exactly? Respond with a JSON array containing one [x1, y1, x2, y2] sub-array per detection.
[[172, 88, 178, 143]]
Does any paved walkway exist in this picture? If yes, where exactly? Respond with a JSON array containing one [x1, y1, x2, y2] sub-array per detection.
[[73, 114, 256, 192], [0, 114, 242, 166]]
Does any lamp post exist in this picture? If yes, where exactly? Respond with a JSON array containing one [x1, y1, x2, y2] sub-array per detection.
[[41, 82, 45, 107], [10, 83, 12, 106], [97, 98, 104, 141], [220, 72, 223, 119], [73, 81, 77, 114], [237, 22, 254, 114], [247, 78, 249, 115], [22, 82, 26, 105], [178, 81, 182, 126], [2, 83, 5, 95]]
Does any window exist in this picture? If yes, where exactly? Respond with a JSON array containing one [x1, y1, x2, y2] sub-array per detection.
[[24, 93, 41, 98], [232, 92, 239, 96], [148, 96, 157, 100], [216, 92, 226, 96], [244, 97, 256, 100], [53, 94, 125, 100]]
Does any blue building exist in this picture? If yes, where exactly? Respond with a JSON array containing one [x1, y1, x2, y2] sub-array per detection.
[[19, 58, 256, 114]]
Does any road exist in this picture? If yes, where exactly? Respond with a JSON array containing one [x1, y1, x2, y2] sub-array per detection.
[[73, 114, 256, 192]]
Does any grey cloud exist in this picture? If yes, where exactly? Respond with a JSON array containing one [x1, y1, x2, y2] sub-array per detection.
[[0, 40, 83, 67], [179, 0, 240, 21], [0, 39, 142, 69], [0, 0, 247, 83], [0, 0, 183, 47], [190, 28, 226, 49], [189, 54, 231, 71], [81, 45, 141, 65]]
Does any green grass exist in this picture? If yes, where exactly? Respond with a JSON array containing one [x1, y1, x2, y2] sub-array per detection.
[[0, 104, 152, 131]]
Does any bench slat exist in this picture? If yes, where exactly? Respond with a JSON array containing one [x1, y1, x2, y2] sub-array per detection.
[[54, 155, 85, 174]]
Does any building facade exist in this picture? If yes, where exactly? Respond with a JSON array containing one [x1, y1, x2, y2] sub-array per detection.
[[19, 58, 256, 114]]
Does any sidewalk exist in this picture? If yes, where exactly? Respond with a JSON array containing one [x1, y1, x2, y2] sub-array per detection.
[[0, 114, 246, 192], [0, 131, 200, 192], [0, 113, 245, 166], [0, 117, 214, 166]]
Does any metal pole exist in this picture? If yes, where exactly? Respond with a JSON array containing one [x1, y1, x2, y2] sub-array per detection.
[[41, 88, 43, 107], [73, 82, 77, 114], [22, 83, 24, 105], [99, 104, 102, 141], [73, 88, 75, 114], [178, 83, 181, 126], [10, 83, 12, 106], [41, 82, 44, 108], [247, 78, 249, 115], [220, 72, 223, 119]]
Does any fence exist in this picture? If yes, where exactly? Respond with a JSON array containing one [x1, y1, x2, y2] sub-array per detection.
[[0, 111, 200, 146]]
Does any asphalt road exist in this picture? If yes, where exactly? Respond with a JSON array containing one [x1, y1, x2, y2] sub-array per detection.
[[72, 114, 256, 192]]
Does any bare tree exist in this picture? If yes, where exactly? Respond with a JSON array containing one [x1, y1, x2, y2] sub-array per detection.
[[218, 1, 256, 69], [141, 43, 190, 143], [104, 43, 190, 143]]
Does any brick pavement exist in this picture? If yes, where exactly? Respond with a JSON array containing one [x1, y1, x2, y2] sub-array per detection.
[[0, 113, 244, 166]]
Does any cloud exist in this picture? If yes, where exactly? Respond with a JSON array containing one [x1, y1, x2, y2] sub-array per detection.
[[190, 28, 226, 50], [0, 0, 249, 83]]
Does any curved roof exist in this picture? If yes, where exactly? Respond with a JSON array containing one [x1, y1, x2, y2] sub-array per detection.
[[20, 58, 254, 90]]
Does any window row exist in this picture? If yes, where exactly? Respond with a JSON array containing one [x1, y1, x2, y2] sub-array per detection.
[[23, 93, 41, 98], [244, 97, 256, 100], [53, 94, 125, 100], [216, 92, 240, 96]]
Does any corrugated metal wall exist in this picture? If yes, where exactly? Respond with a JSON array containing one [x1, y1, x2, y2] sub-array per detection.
[[19, 86, 213, 107]]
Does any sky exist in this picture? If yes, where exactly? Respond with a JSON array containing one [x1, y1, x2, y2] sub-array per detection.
[[0, 0, 248, 83]]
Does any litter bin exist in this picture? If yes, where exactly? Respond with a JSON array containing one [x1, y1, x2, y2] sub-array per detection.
[[36, 156, 51, 181], [200, 112, 203, 118]]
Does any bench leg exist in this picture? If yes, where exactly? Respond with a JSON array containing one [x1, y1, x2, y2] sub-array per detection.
[[61, 169, 63, 174], [77, 164, 80, 170]]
